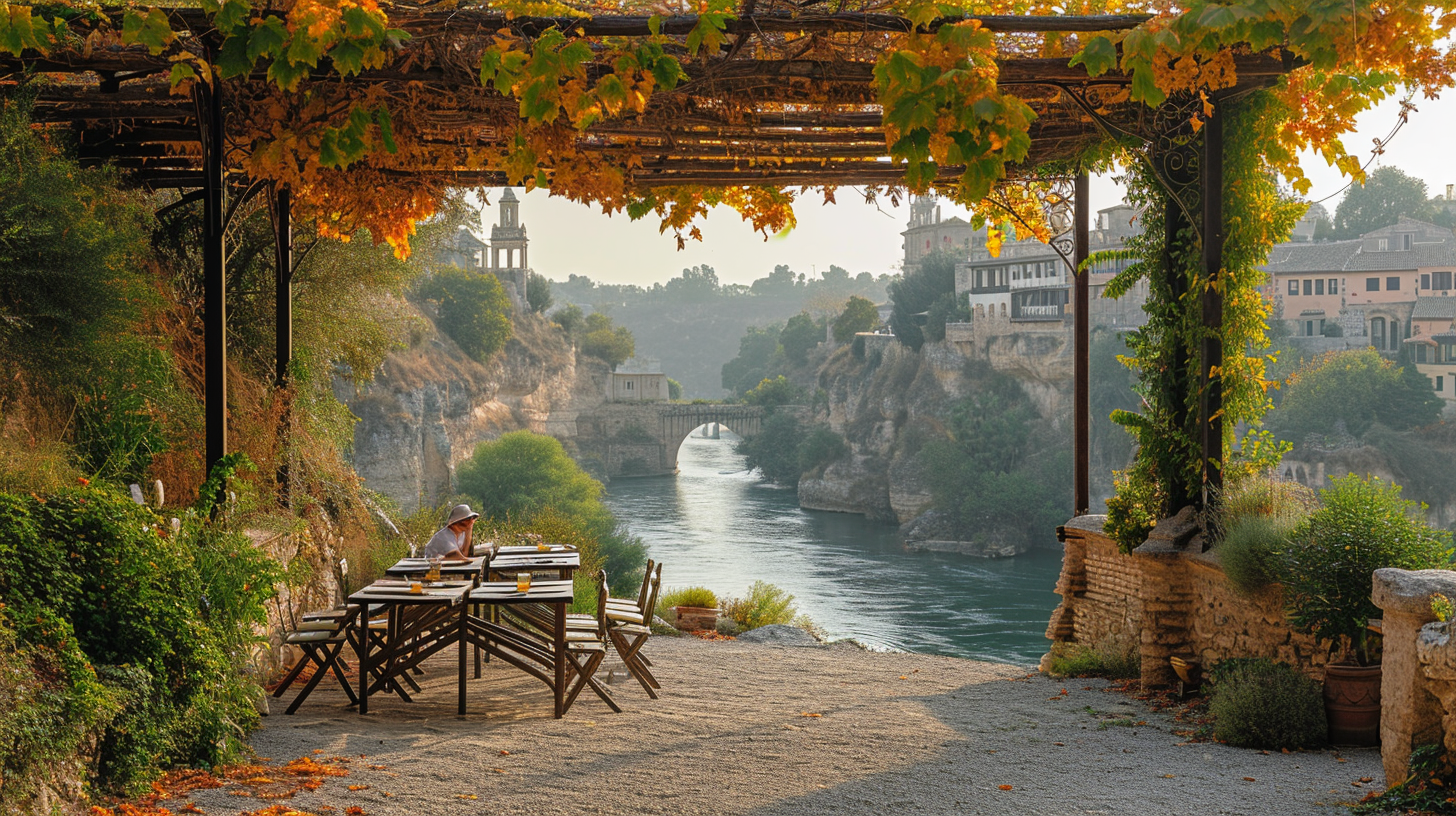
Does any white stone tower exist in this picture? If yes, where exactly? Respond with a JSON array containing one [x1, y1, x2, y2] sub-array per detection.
[[486, 187, 529, 310]]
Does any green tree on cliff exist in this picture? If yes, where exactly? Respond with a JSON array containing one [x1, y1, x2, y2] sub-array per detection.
[[419, 268, 513, 362], [833, 296, 879, 342]]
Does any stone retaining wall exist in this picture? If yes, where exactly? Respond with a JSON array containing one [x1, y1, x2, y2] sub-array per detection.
[[1047, 515, 1326, 687]]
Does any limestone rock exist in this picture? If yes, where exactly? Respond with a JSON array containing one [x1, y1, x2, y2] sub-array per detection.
[[737, 624, 823, 647], [1373, 569, 1456, 618], [1135, 506, 1203, 554]]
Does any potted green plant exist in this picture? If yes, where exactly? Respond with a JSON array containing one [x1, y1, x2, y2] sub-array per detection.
[[660, 586, 720, 632], [1283, 474, 1453, 745]]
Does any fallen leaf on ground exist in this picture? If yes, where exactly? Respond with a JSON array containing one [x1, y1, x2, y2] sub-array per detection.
[[800, 712, 823, 718], [1161, 774, 1175, 779], [457, 794, 478, 800], [346, 785, 369, 791], [998, 785, 1014, 791], [499, 750, 511, 756], [1243, 777, 1256, 782]]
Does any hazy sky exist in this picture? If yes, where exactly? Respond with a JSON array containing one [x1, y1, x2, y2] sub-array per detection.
[[474, 91, 1456, 288]]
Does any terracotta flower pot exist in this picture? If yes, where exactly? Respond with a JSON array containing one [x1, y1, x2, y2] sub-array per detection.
[[674, 605, 719, 632], [1323, 662, 1381, 747]]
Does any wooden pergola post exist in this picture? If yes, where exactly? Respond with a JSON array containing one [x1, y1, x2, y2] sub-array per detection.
[[274, 185, 294, 506], [1073, 172, 1090, 517], [1200, 101, 1225, 504], [199, 78, 227, 477]]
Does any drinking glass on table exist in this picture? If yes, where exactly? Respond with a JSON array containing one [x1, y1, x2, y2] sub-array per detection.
[[516, 572, 532, 593], [427, 555, 443, 581]]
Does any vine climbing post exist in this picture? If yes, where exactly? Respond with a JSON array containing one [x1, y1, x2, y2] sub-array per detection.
[[273, 185, 294, 508], [198, 76, 227, 477], [1073, 171, 1090, 516], [1200, 101, 1224, 505]]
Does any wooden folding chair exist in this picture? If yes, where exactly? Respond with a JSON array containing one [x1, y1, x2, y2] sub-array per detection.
[[561, 570, 621, 715], [273, 609, 361, 714], [605, 562, 662, 697]]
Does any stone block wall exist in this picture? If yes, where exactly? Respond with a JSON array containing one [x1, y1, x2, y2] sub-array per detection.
[[1048, 515, 1325, 687]]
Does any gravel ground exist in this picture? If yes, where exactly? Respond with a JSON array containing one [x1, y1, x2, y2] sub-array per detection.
[[181, 637, 1382, 816]]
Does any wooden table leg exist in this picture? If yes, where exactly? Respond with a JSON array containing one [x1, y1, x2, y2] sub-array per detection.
[[458, 602, 467, 716], [357, 606, 370, 715], [553, 601, 566, 719]]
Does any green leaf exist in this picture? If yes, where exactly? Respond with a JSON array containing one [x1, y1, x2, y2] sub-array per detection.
[[341, 6, 385, 39], [122, 8, 174, 56], [317, 132, 342, 169], [266, 56, 311, 90], [1130, 65, 1166, 106], [1069, 35, 1117, 78], [215, 32, 252, 78], [213, 0, 249, 35], [168, 62, 196, 89], [1197, 4, 1237, 31], [651, 54, 683, 90], [376, 107, 397, 154], [330, 39, 364, 76], [648, 14, 662, 36], [246, 17, 287, 62], [286, 29, 326, 68]]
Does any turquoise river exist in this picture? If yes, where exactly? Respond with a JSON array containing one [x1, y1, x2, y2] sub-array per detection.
[[602, 430, 1067, 666]]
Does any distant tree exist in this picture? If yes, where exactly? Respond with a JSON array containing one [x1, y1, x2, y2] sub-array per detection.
[[923, 291, 969, 343], [737, 412, 804, 485], [751, 264, 800, 296], [419, 268, 513, 362], [663, 264, 720, 302], [667, 377, 683, 400], [780, 312, 822, 364], [1268, 348, 1442, 445], [889, 250, 958, 350], [744, 375, 802, 407], [552, 303, 585, 338], [456, 431, 603, 522], [721, 324, 782, 395], [581, 312, 635, 367], [833, 296, 880, 342], [1312, 212, 1336, 242], [526, 271, 553, 313], [1334, 167, 1434, 238]]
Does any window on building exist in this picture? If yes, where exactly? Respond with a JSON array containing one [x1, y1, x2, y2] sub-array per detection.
[[1440, 376, 1445, 393], [1437, 271, 1454, 290], [1315, 279, 1325, 295], [1367, 277, 1380, 291], [1390, 319, 1402, 350], [1371, 317, 1386, 348], [1424, 273, 1432, 290], [625, 381, 633, 390], [1319, 319, 1326, 335], [1305, 320, 1314, 337], [1287, 280, 1298, 296], [1378, 238, 1389, 251], [1303, 279, 1312, 296], [1330, 278, 1339, 294], [1419, 345, 1429, 363], [1388, 277, 1401, 291], [1404, 234, 1413, 250]]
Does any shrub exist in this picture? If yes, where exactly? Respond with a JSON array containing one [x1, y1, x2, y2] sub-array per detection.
[[659, 586, 718, 610], [1208, 659, 1326, 750], [1285, 474, 1453, 665], [418, 267, 513, 362], [0, 477, 279, 800], [833, 295, 879, 343], [1215, 472, 1317, 538], [721, 582, 798, 631], [1217, 516, 1290, 595], [798, 425, 847, 473], [1043, 639, 1139, 679]]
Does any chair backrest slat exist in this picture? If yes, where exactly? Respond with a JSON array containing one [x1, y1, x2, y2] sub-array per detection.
[[596, 569, 610, 632], [641, 562, 663, 622], [635, 558, 655, 608]]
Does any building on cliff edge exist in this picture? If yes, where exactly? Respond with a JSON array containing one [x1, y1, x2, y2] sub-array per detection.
[[436, 187, 530, 311], [609, 358, 669, 403]]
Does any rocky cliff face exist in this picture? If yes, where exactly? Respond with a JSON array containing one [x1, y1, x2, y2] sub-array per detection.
[[342, 312, 610, 513], [800, 323, 1074, 551]]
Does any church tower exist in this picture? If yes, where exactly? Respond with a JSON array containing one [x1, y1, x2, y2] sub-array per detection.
[[488, 187, 528, 271]]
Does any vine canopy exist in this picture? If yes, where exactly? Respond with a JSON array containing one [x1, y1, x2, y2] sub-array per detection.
[[0, 0, 1452, 256]]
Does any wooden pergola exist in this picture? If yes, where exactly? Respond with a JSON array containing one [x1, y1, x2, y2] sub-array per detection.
[[3, 6, 1296, 510]]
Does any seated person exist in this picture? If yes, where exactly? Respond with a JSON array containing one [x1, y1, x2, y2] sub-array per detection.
[[422, 504, 479, 560]]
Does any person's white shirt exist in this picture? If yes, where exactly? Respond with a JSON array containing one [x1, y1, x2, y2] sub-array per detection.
[[423, 526, 467, 559]]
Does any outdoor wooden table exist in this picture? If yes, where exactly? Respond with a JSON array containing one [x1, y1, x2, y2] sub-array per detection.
[[464, 579, 575, 718], [384, 556, 487, 579], [348, 580, 471, 715], [486, 550, 581, 581]]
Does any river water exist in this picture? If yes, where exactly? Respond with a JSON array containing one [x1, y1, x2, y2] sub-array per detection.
[[602, 430, 1067, 666]]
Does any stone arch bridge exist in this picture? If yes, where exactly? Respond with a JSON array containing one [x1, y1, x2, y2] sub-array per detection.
[[565, 402, 808, 479]]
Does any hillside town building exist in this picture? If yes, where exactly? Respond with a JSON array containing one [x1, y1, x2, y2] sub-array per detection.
[[954, 202, 1144, 327], [901, 195, 975, 274], [1263, 217, 1456, 352], [609, 358, 670, 402]]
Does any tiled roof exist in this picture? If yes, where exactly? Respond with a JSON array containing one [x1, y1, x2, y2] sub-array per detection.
[[1412, 297, 1456, 320], [1262, 241, 1361, 273], [1262, 234, 1456, 273]]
